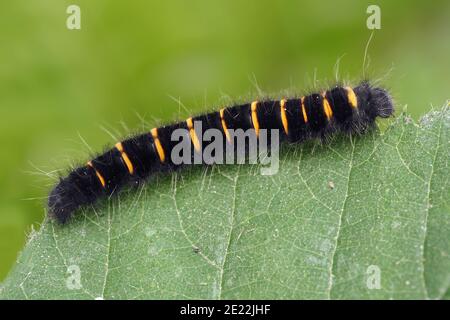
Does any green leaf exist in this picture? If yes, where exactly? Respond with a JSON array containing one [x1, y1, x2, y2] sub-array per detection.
[[1, 106, 449, 300]]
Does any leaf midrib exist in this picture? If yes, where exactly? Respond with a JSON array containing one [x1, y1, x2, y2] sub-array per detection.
[[327, 135, 356, 299]]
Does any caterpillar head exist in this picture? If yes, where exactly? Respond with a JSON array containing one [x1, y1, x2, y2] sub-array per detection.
[[355, 81, 394, 120]]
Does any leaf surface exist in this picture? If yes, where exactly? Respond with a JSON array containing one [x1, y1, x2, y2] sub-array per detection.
[[1, 106, 449, 299]]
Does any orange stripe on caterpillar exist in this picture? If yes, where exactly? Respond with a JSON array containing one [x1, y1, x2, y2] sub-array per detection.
[[251, 101, 260, 137], [345, 86, 358, 108], [87, 161, 106, 188], [301, 96, 308, 123], [322, 92, 333, 120], [151, 128, 165, 162], [186, 117, 201, 152], [280, 99, 289, 135], [115, 142, 134, 174]]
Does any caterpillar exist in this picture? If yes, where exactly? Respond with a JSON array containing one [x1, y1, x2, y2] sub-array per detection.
[[48, 81, 394, 224]]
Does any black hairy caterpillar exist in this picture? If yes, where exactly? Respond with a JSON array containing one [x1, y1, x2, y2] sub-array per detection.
[[48, 81, 394, 224]]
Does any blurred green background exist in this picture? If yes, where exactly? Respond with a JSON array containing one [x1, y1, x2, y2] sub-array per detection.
[[0, 0, 448, 281]]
